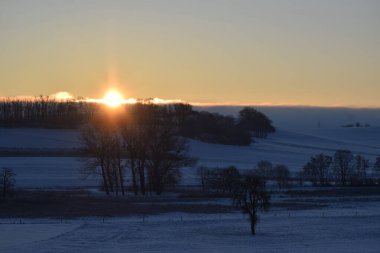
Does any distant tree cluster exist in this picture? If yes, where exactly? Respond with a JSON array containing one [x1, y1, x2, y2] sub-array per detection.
[[252, 160, 290, 188], [173, 105, 275, 145], [81, 103, 196, 195], [0, 98, 276, 145], [341, 122, 371, 128], [0, 97, 97, 128], [198, 161, 290, 193], [301, 151, 380, 186], [237, 107, 275, 138], [197, 166, 241, 193]]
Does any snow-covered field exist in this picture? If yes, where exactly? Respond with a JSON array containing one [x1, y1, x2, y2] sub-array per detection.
[[1, 127, 380, 187], [1, 126, 380, 252], [1, 208, 380, 253], [0, 157, 98, 188]]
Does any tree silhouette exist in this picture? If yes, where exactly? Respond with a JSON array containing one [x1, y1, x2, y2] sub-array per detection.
[[333, 150, 354, 186], [237, 107, 275, 138], [0, 168, 16, 198], [234, 175, 270, 235]]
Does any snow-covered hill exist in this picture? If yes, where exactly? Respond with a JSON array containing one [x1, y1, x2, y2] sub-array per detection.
[[0, 127, 379, 187]]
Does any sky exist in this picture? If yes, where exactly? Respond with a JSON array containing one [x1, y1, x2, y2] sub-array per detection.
[[0, 0, 379, 107]]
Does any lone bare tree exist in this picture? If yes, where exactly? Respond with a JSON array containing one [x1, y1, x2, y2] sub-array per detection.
[[0, 168, 16, 198], [234, 175, 270, 235]]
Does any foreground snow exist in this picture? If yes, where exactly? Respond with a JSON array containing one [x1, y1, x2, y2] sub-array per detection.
[[0, 223, 79, 251], [1, 210, 379, 253]]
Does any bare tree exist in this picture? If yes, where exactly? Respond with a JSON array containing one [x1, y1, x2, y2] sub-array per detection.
[[80, 117, 124, 195], [146, 108, 196, 194], [374, 156, 380, 173], [121, 104, 196, 195], [234, 175, 270, 235], [197, 166, 209, 191], [351, 155, 369, 185], [0, 168, 16, 198], [333, 150, 354, 186], [296, 171, 306, 187], [120, 113, 141, 195], [121, 103, 160, 195], [313, 154, 332, 185], [273, 164, 290, 188], [303, 154, 332, 186], [200, 166, 241, 194], [303, 161, 318, 186], [253, 160, 273, 182], [222, 166, 241, 194]]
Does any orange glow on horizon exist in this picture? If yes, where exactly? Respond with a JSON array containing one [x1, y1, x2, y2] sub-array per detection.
[[102, 90, 124, 108]]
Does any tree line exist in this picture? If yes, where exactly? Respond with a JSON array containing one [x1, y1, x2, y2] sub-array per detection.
[[174, 104, 275, 145], [301, 151, 380, 186], [198, 161, 290, 194], [1, 98, 276, 145], [0, 96, 96, 128], [198, 152, 380, 194]]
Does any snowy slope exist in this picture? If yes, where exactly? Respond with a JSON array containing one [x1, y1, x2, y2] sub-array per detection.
[[0, 128, 80, 149], [1, 127, 379, 187]]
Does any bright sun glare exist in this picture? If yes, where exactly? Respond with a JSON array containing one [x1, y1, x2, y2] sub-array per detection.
[[103, 90, 124, 108]]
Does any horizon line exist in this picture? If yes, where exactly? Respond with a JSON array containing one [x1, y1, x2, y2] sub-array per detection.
[[1, 92, 380, 110]]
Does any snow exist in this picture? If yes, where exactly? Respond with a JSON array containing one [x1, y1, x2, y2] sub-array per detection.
[[1, 113, 380, 252], [1, 127, 379, 187], [1, 209, 379, 252], [0, 157, 98, 188], [0, 128, 80, 149], [0, 223, 79, 251]]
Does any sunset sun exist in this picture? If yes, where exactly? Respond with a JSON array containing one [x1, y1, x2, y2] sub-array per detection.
[[103, 90, 124, 108]]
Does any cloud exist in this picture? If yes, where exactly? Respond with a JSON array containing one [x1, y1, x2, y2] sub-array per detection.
[[49, 91, 74, 101], [150, 98, 183, 104], [0, 91, 74, 101]]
